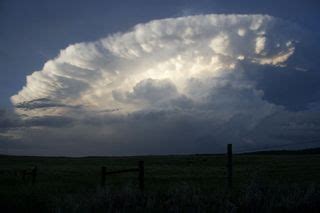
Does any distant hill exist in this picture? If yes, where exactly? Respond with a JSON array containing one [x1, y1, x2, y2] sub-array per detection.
[[1, 147, 320, 158], [242, 147, 320, 155]]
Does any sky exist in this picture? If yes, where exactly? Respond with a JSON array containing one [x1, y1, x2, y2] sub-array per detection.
[[1, 0, 320, 156]]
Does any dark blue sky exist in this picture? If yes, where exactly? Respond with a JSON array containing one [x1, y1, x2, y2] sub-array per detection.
[[1, 0, 320, 108], [1, 0, 320, 156]]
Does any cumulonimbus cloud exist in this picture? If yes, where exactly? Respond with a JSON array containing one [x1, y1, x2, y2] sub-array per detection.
[[4, 14, 320, 155], [11, 14, 302, 115]]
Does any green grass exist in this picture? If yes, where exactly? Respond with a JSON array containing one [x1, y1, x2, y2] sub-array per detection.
[[1, 154, 320, 212]]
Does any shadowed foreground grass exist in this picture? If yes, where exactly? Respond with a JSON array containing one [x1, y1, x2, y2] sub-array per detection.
[[1, 154, 320, 212]]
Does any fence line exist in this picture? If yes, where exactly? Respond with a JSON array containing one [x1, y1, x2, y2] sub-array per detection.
[[1, 141, 320, 190], [101, 160, 144, 191]]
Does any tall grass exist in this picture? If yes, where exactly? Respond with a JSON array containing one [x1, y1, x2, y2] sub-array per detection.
[[2, 181, 320, 212]]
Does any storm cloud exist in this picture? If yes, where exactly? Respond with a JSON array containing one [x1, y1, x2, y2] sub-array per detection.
[[2, 14, 320, 156]]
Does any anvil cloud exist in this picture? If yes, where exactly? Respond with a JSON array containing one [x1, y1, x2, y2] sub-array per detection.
[[2, 14, 320, 155]]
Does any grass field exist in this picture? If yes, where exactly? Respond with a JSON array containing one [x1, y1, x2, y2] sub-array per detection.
[[1, 153, 320, 212]]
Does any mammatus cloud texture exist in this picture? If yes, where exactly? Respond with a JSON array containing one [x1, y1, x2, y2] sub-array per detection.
[[2, 14, 320, 155]]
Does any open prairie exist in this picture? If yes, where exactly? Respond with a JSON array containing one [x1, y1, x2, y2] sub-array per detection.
[[1, 153, 320, 212]]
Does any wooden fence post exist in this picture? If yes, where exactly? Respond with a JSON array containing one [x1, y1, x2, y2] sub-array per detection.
[[139, 161, 144, 192], [31, 166, 37, 185], [22, 170, 26, 183], [227, 144, 233, 189], [101, 166, 106, 187]]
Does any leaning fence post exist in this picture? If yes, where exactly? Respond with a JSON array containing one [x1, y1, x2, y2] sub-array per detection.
[[101, 166, 106, 187], [227, 144, 233, 189], [139, 161, 144, 192], [31, 166, 37, 185]]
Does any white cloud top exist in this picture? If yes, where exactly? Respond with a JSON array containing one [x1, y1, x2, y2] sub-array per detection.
[[11, 14, 298, 117]]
